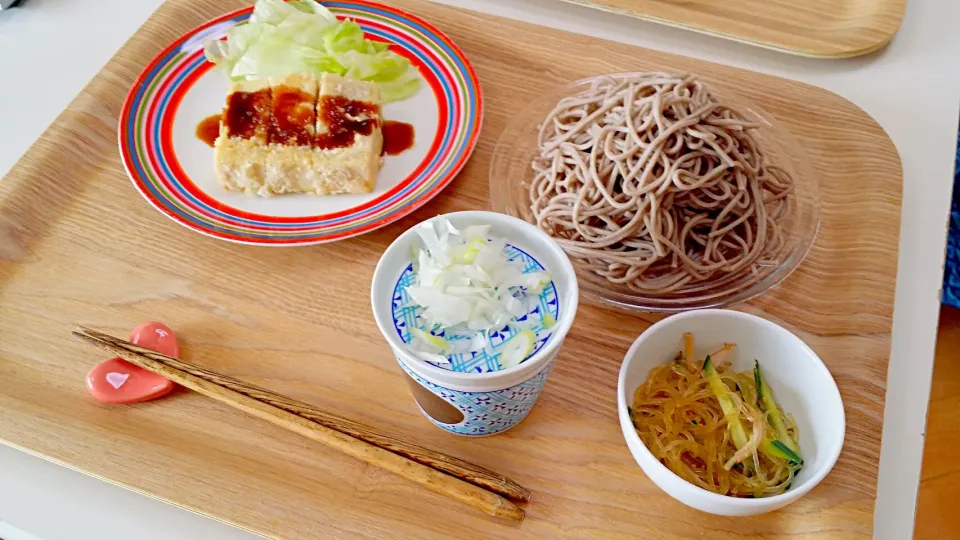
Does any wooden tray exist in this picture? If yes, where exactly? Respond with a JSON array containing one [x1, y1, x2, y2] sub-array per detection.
[[556, 0, 907, 58], [0, 0, 901, 538]]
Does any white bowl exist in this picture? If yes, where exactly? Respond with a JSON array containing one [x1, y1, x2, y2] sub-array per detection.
[[617, 309, 844, 516]]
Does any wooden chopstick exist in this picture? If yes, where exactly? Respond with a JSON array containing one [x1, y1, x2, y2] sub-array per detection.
[[74, 326, 528, 501], [72, 326, 527, 521]]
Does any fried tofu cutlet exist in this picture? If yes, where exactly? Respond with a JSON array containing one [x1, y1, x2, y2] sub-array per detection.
[[214, 72, 383, 196]]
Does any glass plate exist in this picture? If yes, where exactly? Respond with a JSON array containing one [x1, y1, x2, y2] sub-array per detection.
[[489, 73, 821, 312]]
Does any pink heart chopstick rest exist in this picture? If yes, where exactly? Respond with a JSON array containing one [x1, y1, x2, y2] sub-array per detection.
[[85, 322, 177, 404]]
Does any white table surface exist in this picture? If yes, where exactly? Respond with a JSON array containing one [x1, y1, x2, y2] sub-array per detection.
[[1, 0, 958, 538]]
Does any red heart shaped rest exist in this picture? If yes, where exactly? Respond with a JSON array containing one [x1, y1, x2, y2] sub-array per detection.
[[85, 322, 177, 404]]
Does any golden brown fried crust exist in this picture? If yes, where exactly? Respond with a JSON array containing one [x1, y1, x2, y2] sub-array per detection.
[[214, 73, 383, 196]]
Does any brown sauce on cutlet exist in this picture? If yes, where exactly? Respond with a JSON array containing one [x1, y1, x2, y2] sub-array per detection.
[[270, 86, 315, 146], [196, 114, 222, 147], [315, 95, 380, 150], [224, 89, 271, 140], [381, 120, 415, 155]]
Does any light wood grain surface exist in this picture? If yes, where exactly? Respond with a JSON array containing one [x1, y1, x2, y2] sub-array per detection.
[[915, 305, 960, 540], [71, 326, 528, 519], [0, 0, 901, 538], [555, 0, 906, 58]]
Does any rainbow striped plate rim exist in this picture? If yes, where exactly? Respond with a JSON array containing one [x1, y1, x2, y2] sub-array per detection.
[[119, 1, 483, 246]]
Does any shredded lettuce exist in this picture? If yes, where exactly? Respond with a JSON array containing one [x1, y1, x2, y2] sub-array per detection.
[[204, 0, 420, 102]]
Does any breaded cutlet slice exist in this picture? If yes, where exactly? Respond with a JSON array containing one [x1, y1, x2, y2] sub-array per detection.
[[309, 72, 384, 195], [214, 79, 272, 193], [260, 73, 319, 195], [214, 72, 384, 196]]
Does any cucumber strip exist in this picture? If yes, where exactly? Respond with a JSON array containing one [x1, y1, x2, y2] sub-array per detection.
[[754, 360, 801, 454], [703, 355, 750, 449], [760, 438, 802, 465], [706, 356, 803, 466]]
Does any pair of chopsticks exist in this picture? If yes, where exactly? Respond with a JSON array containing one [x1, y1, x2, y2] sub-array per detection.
[[72, 327, 529, 521]]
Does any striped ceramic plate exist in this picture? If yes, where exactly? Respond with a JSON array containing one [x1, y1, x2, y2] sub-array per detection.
[[119, 1, 482, 245]]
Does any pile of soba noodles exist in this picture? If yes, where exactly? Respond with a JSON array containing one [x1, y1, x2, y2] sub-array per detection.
[[529, 73, 793, 294], [630, 333, 802, 498]]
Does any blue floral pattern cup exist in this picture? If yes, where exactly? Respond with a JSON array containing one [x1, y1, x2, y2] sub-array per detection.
[[397, 353, 557, 436], [372, 211, 579, 436]]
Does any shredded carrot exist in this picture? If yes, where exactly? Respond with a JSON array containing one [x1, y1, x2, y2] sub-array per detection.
[[683, 332, 695, 367], [708, 343, 736, 367]]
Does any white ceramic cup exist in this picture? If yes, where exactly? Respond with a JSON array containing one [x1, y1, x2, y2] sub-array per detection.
[[371, 211, 579, 436], [618, 309, 845, 515]]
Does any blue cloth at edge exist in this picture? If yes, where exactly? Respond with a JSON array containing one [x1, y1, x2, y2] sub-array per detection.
[[939, 130, 960, 308]]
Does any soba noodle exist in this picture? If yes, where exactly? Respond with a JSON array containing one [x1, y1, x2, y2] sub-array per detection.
[[529, 73, 793, 294]]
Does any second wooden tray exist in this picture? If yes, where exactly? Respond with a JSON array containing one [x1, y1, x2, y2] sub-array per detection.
[[0, 0, 901, 538], [556, 0, 907, 58]]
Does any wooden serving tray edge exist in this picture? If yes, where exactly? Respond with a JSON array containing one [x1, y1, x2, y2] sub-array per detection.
[[0, 0, 902, 538], [553, 0, 908, 58]]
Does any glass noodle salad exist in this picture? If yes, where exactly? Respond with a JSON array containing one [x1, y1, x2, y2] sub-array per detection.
[[402, 219, 554, 371], [204, 0, 421, 102], [629, 333, 803, 498]]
